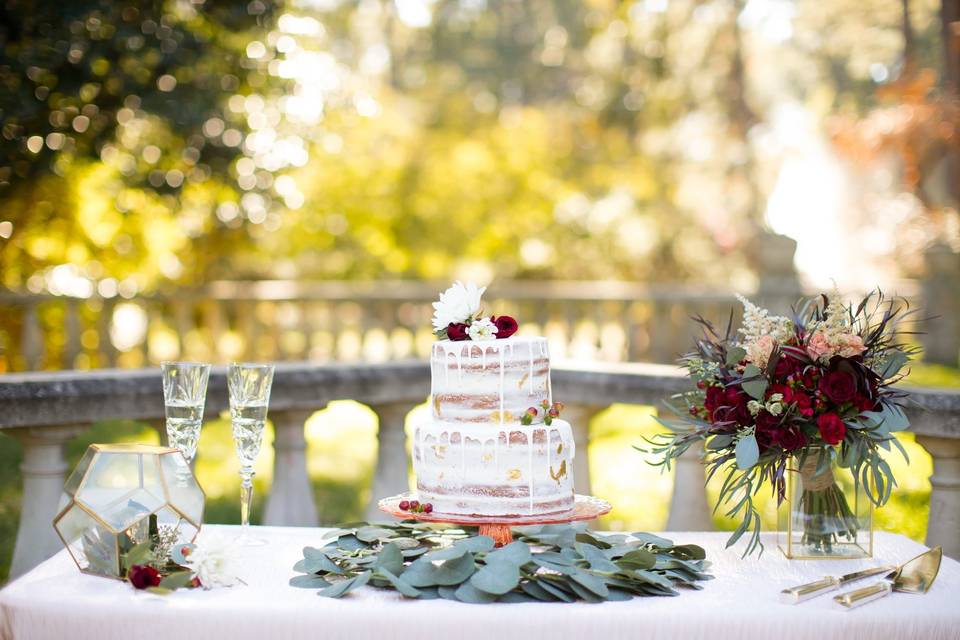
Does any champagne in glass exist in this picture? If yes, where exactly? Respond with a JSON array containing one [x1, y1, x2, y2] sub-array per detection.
[[227, 363, 274, 545], [161, 362, 211, 466]]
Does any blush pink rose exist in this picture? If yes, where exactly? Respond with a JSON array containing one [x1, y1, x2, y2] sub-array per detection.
[[747, 335, 776, 369], [807, 332, 833, 362], [837, 333, 866, 358]]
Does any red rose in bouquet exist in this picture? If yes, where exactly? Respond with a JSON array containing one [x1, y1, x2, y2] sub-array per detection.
[[819, 370, 857, 404], [777, 425, 807, 452], [816, 412, 847, 445]]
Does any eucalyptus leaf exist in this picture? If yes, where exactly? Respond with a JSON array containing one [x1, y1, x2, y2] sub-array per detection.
[[432, 552, 477, 585], [124, 541, 152, 567], [158, 571, 194, 590], [317, 571, 371, 599], [454, 580, 499, 604], [631, 533, 674, 548], [741, 364, 768, 400], [470, 562, 520, 595], [570, 571, 609, 598], [725, 346, 747, 367], [734, 434, 759, 469], [373, 542, 404, 576], [289, 574, 332, 589], [356, 526, 396, 543], [575, 543, 620, 573], [486, 541, 531, 566], [376, 568, 421, 598]]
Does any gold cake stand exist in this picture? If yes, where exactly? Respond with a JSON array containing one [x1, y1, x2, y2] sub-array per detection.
[[378, 493, 611, 547]]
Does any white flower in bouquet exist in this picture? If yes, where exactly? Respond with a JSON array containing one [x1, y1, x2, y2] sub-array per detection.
[[735, 294, 792, 367], [468, 317, 497, 341], [184, 532, 243, 589], [432, 281, 485, 332]]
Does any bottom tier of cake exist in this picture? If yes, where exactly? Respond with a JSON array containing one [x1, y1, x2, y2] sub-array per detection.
[[412, 419, 576, 517]]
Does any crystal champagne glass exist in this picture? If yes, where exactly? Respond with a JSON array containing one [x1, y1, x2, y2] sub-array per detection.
[[161, 362, 211, 469], [227, 362, 274, 545]]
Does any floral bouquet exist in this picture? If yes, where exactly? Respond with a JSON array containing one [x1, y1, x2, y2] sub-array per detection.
[[646, 291, 917, 556]]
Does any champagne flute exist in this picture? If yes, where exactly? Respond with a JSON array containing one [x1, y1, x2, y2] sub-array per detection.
[[161, 362, 211, 468], [227, 362, 274, 545]]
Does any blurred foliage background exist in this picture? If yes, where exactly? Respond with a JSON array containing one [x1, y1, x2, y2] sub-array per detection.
[[0, 0, 959, 582]]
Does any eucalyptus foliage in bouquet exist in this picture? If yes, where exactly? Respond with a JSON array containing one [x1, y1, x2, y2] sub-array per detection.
[[645, 291, 918, 556]]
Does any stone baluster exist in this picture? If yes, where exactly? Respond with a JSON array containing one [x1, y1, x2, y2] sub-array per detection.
[[922, 243, 960, 366], [63, 299, 82, 369], [365, 401, 417, 520], [21, 301, 43, 371], [916, 435, 960, 559], [563, 404, 602, 496], [665, 440, 713, 531], [9, 425, 87, 578], [264, 409, 320, 527]]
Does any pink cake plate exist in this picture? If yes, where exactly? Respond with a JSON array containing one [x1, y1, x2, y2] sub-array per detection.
[[378, 493, 612, 547]]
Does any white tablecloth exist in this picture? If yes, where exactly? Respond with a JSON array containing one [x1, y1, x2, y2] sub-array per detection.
[[1, 526, 958, 640]]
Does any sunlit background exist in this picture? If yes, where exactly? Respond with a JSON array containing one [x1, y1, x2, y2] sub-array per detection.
[[0, 0, 958, 582]]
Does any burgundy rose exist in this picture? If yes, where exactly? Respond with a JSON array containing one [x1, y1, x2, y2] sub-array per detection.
[[855, 394, 878, 412], [819, 370, 857, 404], [767, 383, 794, 404], [446, 322, 469, 341], [128, 564, 161, 590], [817, 412, 847, 445], [754, 411, 781, 450], [704, 386, 724, 413], [778, 425, 808, 452], [793, 390, 814, 418], [492, 315, 518, 339]]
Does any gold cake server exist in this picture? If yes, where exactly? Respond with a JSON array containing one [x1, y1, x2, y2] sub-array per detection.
[[833, 546, 942, 610], [780, 565, 894, 604]]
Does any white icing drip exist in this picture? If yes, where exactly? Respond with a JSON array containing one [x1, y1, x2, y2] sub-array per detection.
[[455, 346, 463, 387], [498, 344, 505, 424], [528, 342, 535, 394], [527, 427, 534, 513]]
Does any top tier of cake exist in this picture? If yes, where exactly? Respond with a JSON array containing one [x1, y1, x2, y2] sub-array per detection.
[[431, 336, 550, 425]]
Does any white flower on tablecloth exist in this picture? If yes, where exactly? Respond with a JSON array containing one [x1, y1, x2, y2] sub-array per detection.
[[431, 281, 485, 332], [183, 531, 242, 589], [468, 317, 497, 341]]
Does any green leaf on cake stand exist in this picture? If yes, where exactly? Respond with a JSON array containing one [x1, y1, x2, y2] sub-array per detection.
[[291, 521, 712, 604]]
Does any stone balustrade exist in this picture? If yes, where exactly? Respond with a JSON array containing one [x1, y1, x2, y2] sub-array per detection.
[[1, 361, 959, 579]]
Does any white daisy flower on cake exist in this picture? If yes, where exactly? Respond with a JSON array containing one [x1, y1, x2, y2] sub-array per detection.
[[467, 317, 497, 341], [431, 281, 485, 332]]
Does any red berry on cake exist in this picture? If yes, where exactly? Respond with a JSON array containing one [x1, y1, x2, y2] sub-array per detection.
[[399, 500, 410, 511], [409, 500, 420, 511], [423, 503, 433, 513]]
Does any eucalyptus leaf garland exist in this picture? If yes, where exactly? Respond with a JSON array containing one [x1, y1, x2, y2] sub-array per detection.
[[290, 521, 712, 603]]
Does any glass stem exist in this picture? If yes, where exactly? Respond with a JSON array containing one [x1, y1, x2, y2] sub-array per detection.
[[240, 469, 255, 532]]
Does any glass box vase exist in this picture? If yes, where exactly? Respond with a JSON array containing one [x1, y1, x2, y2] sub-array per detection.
[[777, 448, 873, 559], [53, 443, 205, 580]]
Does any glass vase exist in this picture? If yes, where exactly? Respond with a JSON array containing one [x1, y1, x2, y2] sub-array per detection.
[[777, 448, 873, 559]]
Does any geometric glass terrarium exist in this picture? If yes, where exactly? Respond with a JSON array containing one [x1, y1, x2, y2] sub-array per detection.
[[777, 449, 873, 560], [53, 443, 205, 579]]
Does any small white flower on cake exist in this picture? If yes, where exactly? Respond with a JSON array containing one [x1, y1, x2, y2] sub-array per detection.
[[184, 531, 242, 589], [468, 317, 497, 341], [432, 281, 485, 332]]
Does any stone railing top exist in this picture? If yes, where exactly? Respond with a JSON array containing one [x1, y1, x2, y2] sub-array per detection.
[[0, 360, 958, 437]]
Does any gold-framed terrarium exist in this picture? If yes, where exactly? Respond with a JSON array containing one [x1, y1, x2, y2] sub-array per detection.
[[777, 449, 873, 560], [53, 443, 205, 579]]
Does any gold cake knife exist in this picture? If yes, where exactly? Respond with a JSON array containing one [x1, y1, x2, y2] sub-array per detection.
[[780, 566, 894, 604]]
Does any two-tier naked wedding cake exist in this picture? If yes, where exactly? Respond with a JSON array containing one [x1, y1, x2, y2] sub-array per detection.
[[412, 282, 576, 517]]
